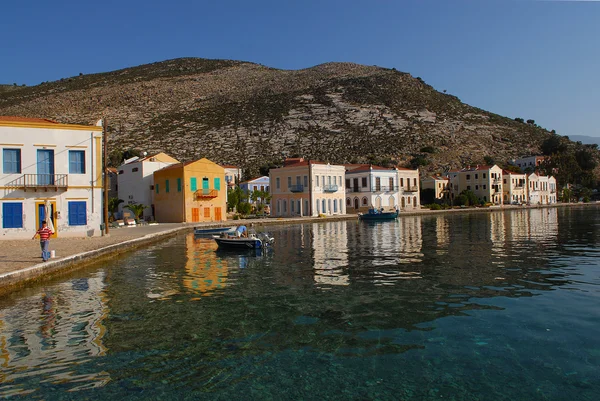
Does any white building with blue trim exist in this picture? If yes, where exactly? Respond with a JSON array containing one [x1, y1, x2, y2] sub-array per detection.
[[0, 116, 104, 238]]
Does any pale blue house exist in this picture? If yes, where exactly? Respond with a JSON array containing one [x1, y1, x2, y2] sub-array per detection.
[[239, 176, 271, 209]]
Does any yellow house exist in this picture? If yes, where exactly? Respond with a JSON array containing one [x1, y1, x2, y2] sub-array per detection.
[[153, 158, 227, 223]]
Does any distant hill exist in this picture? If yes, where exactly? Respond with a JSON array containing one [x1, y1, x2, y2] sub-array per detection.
[[566, 135, 600, 147], [0, 57, 583, 177]]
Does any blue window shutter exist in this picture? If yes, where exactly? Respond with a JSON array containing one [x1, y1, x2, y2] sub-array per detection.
[[3, 149, 21, 174], [214, 177, 221, 191], [69, 150, 85, 174], [156, 183, 159, 194], [190, 177, 197, 191], [166, 179, 170, 193], [2, 202, 23, 228], [177, 178, 182, 192], [68, 201, 87, 226]]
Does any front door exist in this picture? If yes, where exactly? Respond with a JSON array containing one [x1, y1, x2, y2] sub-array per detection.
[[37, 202, 57, 238], [354, 198, 359, 210], [215, 207, 222, 221], [202, 178, 209, 194], [37, 150, 55, 185]]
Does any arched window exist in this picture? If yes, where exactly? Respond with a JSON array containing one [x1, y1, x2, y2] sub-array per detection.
[[413, 196, 417, 206], [283, 200, 287, 213], [316, 199, 320, 214], [346, 198, 351, 206], [322, 199, 326, 213], [362, 197, 368, 206], [389, 196, 395, 207], [354, 198, 359, 210], [333, 199, 338, 213]]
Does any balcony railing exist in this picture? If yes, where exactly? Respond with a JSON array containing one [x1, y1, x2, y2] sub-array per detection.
[[370, 185, 399, 192], [194, 189, 218, 199], [322, 184, 339, 193], [6, 174, 68, 191], [403, 187, 419, 193], [289, 184, 304, 193]]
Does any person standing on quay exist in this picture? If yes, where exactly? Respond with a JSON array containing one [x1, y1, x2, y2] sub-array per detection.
[[32, 221, 54, 262]]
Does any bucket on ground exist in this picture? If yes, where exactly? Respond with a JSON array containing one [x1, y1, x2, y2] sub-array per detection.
[[50, 250, 56, 258]]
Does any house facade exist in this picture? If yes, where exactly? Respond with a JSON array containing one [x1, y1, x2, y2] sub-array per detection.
[[0, 116, 103, 238], [502, 170, 528, 204], [270, 158, 346, 217], [512, 156, 546, 173], [452, 165, 504, 205], [153, 158, 227, 223], [239, 176, 270, 208], [344, 164, 401, 213], [397, 168, 421, 210], [421, 176, 450, 203], [117, 152, 179, 220], [221, 165, 243, 188]]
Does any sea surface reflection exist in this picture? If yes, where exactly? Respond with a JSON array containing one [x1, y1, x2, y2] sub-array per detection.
[[1, 207, 599, 400]]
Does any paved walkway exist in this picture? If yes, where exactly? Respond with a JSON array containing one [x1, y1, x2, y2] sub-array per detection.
[[0, 223, 192, 275]]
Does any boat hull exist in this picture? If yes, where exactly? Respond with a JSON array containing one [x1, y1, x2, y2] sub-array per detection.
[[358, 211, 399, 221], [214, 237, 263, 250]]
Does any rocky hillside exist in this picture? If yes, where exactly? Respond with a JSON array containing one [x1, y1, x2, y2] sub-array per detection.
[[0, 57, 561, 176]]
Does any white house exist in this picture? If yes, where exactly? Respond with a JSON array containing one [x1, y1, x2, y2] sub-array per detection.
[[270, 158, 346, 217], [221, 165, 243, 188], [398, 167, 421, 210], [0, 116, 104, 238], [117, 152, 179, 220], [239, 176, 270, 208], [345, 164, 401, 212]]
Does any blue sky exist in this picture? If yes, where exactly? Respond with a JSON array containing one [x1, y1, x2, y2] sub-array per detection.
[[2, 0, 599, 137]]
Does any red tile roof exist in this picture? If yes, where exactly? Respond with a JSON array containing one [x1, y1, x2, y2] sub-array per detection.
[[221, 164, 239, 169], [0, 116, 59, 124], [346, 164, 396, 173]]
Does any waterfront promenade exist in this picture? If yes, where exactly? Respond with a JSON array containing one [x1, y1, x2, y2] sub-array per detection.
[[0, 203, 596, 293]]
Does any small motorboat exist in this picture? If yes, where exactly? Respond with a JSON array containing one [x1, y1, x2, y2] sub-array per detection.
[[213, 229, 275, 250], [358, 208, 399, 221], [194, 226, 235, 236]]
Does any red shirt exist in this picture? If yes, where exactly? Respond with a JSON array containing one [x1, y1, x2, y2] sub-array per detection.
[[37, 227, 53, 241]]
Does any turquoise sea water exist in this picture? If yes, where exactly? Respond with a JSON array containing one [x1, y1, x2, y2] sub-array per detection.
[[0, 207, 599, 400]]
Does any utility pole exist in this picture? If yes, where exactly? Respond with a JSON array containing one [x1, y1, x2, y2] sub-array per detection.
[[103, 118, 109, 235]]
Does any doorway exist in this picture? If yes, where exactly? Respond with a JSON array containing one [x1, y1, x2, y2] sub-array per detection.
[[36, 201, 57, 238]]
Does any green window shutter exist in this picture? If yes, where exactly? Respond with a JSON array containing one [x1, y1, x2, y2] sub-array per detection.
[[155, 184, 159, 194], [166, 179, 170, 193], [190, 177, 197, 191], [214, 177, 221, 190], [177, 178, 182, 192]]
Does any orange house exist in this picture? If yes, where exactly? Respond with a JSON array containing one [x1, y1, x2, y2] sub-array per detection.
[[153, 158, 227, 223]]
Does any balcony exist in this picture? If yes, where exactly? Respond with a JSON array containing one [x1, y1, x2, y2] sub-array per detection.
[[194, 189, 218, 200], [371, 185, 399, 192], [403, 187, 419, 193], [6, 174, 68, 192], [289, 184, 304, 193], [322, 184, 339, 193]]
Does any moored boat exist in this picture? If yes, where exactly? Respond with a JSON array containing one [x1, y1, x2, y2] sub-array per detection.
[[358, 208, 399, 221], [213, 228, 274, 250]]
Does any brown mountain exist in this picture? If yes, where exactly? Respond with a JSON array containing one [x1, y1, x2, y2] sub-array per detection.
[[0, 57, 557, 176]]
